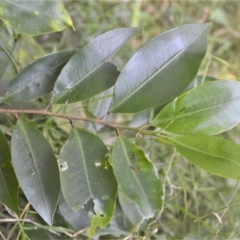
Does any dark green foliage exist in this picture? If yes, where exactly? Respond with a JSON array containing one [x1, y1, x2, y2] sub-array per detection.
[[0, 1, 240, 239]]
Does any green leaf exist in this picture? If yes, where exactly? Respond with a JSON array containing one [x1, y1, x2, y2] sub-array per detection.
[[118, 191, 144, 230], [58, 192, 90, 231], [151, 80, 240, 135], [109, 23, 212, 113], [53, 62, 119, 104], [0, 50, 76, 103], [0, 130, 19, 214], [170, 135, 240, 180], [185, 74, 217, 92], [0, 1, 73, 35], [107, 200, 125, 233], [11, 120, 60, 225], [58, 128, 118, 237], [112, 136, 163, 218], [52, 27, 141, 104]]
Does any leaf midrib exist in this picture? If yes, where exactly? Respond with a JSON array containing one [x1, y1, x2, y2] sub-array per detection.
[[120, 137, 152, 215], [53, 59, 110, 103], [172, 138, 240, 168], [53, 29, 141, 103], [75, 130, 92, 198], [159, 89, 240, 124], [2, 53, 74, 102], [111, 24, 209, 111], [18, 123, 50, 219]]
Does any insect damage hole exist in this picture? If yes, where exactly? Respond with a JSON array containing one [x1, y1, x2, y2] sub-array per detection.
[[59, 161, 68, 171], [95, 159, 101, 167], [102, 195, 109, 200], [130, 165, 140, 171]]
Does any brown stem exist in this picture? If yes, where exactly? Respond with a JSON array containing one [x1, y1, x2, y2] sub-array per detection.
[[0, 108, 171, 143], [0, 108, 137, 131]]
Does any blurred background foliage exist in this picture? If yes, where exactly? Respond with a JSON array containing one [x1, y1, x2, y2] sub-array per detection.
[[0, 0, 240, 239]]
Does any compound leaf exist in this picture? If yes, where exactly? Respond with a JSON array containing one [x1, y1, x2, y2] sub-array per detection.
[[52, 27, 141, 104], [11, 120, 60, 225], [112, 136, 163, 218], [0, 50, 76, 103], [58, 128, 118, 237], [0, 0, 73, 35], [171, 135, 240, 180], [110, 23, 212, 113], [0, 130, 19, 214], [151, 80, 240, 135]]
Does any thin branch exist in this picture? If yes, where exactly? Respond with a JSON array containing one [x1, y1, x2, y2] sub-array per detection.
[[0, 108, 133, 129], [0, 108, 170, 139], [0, 218, 68, 237], [194, 200, 240, 222], [0, 231, 7, 240]]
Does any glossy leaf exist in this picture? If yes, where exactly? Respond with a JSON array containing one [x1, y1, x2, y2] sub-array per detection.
[[112, 136, 163, 218], [58, 128, 118, 237], [11, 120, 60, 225], [151, 80, 240, 135], [0, 50, 76, 103], [171, 135, 240, 180], [0, 130, 19, 214], [53, 62, 119, 103], [110, 23, 212, 113], [0, 1, 73, 35], [52, 27, 141, 104]]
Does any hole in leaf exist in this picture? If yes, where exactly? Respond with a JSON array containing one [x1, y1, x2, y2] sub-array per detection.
[[100, 214, 104, 217], [59, 161, 68, 171], [31, 169, 35, 176], [53, 90, 59, 97], [95, 160, 101, 167], [130, 165, 135, 170], [102, 195, 109, 200], [129, 165, 140, 171], [84, 198, 96, 217]]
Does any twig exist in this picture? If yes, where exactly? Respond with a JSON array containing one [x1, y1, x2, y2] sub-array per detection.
[[0, 108, 170, 141], [123, 218, 145, 240], [195, 200, 240, 222], [59, 227, 88, 238], [0, 218, 68, 237], [0, 231, 7, 240]]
